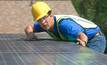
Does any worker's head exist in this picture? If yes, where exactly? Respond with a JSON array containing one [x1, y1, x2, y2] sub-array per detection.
[[32, 1, 52, 30], [32, 1, 52, 21]]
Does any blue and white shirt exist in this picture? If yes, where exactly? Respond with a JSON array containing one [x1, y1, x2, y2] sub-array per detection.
[[33, 15, 101, 41]]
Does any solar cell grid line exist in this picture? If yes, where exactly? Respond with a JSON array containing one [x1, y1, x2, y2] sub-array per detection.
[[22, 41, 39, 52], [1, 34, 10, 40], [0, 34, 9, 40], [0, 41, 17, 65], [35, 45, 56, 53], [38, 54, 56, 64], [12, 41, 38, 53], [2, 34, 9, 40], [0, 41, 15, 53], [25, 40, 58, 53], [27, 41, 51, 53], [2, 41, 26, 65], [7, 40, 51, 65], [23, 41, 54, 65], [0, 41, 11, 52], [27, 40, 55, 46], [53, 43, 71, 53], [2, 41, 20, 53], [0, 42, 21, 65], [43, 42, 59, 53], [0, 34, 107, 65], [22, 41, 54, 65], [23, 41, 56, 65], [91, 60, 105, 65], [23, 41, 52, 53], [6, 41, 27, 65], [0, 34, 24, 41], [54, 44, 69, 52], [61, 54, 81, 65], [94, 54, 107, 65], [37, 53, 55, 65], [0, 47, 7, 65], [24, 41, 79, 65], [69, 50, 97, 65], [17, 53, 48, 65], [41, 54, 71, 65], [95, 54, 107, 63], [20, 41, 35, 52], [11, 53, 26, 65], [2, 53, 19, 65], [36, 41, 75, 53], [8, 41, 25, 46], [54, 54, 75, 65], [9, 41, 33, 53], [0, 54, 5, 65], [28, 41, 50, 46], [46, 45, 57, 52], [0, 34, 6, 40], [62, 51, 107, 65], [25, 40, 71, 53], [62, 53, 92, 65]]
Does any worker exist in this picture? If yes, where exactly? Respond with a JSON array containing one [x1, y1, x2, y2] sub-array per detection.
[[25, 1, 106, 53]]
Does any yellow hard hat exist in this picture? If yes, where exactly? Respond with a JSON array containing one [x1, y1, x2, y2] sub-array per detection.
[[32, 2, 51, 21]]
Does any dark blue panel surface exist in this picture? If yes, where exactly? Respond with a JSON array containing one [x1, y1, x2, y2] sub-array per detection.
[[0, 34, 107, 65]]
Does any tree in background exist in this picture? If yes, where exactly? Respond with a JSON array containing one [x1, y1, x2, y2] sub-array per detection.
[[72, 0, 107, 53], [71, 0, 107, 38]]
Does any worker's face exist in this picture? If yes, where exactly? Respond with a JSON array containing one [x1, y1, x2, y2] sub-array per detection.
[[38, 16, 50, 30]]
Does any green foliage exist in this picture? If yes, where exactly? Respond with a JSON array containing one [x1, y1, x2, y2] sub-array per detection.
[[71, 0, 107, 38]]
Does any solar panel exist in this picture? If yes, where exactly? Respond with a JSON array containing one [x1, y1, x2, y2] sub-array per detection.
[[0, 34, 107, 65]]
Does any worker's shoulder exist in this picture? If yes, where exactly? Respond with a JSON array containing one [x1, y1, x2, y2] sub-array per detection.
[[54, 15, 77, 18], [54, 15, 79, 21]]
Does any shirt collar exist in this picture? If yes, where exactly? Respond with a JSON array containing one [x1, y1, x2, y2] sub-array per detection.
[[53, 16, 57, 33]]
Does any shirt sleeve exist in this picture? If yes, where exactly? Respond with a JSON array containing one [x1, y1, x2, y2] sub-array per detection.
[[59, 19, 84, 39], [33, 21, 45, 32]]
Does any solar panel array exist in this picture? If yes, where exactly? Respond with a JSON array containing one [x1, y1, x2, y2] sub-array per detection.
[[0, 34, 107, 65]]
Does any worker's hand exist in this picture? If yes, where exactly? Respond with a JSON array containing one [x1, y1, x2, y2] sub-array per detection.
[[77, 39, 87, 46], [77, 32, 88, 47], [26, 32, 37, 40]]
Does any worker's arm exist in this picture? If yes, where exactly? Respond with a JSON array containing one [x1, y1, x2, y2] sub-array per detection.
[[77, 32, 88, 46], [24, 24, 38, 40]]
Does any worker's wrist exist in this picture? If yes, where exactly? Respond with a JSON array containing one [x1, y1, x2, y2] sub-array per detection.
[[79, 41, 87, 47], [84, 40, 87, 44], [83, 41, 87, 46]]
